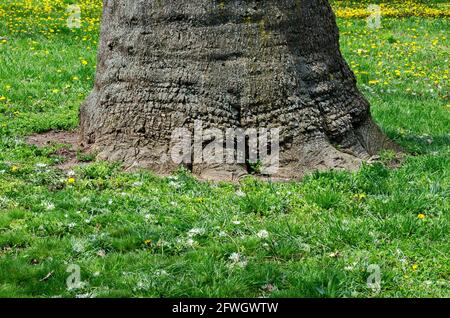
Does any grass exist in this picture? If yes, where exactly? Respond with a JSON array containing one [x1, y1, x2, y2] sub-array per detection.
[[0, 1, 449, 297]]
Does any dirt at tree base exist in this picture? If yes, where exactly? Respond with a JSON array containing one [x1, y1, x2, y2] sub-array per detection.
[[25, 129, 403, 181], [26, 130, 88, 170]]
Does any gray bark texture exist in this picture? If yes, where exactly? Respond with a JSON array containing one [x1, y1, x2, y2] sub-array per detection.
[[80, 0, 399, 181]]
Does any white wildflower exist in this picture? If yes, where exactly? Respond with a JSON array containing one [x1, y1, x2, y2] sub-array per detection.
[[43, 202, 55, 210], [235, 189, 246, 197], [229, 252, 241, 262], [154, 269, 169, 276], [228, 253, 247, 269], [188, 228, 205, 237], [169, 181, 181, 189], [186, 238, 196, 247], [256, 230, 269, 239]]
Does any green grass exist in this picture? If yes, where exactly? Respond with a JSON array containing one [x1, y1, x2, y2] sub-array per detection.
[[0, 1, 449, 297]]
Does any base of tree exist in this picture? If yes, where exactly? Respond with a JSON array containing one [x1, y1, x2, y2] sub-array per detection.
[[80, 115, 400, 182]]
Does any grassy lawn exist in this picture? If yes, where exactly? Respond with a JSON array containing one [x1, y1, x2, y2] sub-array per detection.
[[0, 1, 449, 297]]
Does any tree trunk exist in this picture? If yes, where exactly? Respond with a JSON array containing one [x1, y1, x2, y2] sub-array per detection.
[[80, 0, 399, 180]]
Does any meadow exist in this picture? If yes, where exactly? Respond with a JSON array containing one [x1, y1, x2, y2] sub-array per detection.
[[0, 0, 448, 297]]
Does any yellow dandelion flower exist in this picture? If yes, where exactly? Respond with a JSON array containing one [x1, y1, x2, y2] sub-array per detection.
[[412, 264, 418, 271], [81, 60, 88, 65], [417, 213, 426, 219], [0, 96, 6, 101], [144, 239, 152, 246], [354, 193, 367, 201], [67, 177, 76, 184], [11, 166, 19, 172]]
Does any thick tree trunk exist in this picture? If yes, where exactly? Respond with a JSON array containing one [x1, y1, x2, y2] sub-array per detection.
[[80, 0, 399, 180]]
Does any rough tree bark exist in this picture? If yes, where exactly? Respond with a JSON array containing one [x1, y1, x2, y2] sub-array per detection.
[[80, 0, 399, 180]]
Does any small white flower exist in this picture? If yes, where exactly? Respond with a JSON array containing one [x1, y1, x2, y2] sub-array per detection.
[[186, 238, 196, 247], [154, 269, 169, 276], [229, 252, 241, 263], [188, 228, 205, 237], [228, 253, 248, 269], [169, 181, 181, 189], [232, 220, 241, 225], [235, 189, 246, 197], [256, 230, 269, 239], [132, 181, 143, 187], [43, 202, 55, 210], [218, 231, 227, 237], [36, 163, 47, 168], [67, 170, 76, 177]]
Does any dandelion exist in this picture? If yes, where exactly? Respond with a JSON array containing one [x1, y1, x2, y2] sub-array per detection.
[[11, 166, 18, 172], [67, 177, 76, 184], [72, 76, 79, 81], [256, 229, 269, 239], [412, 264, 418, 271], [144, 239, 152, 246], [81, 59, 88, 65], [228, 252, 247, 268], [0, 96, 6, 101], [417, 213, 426, 220]]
